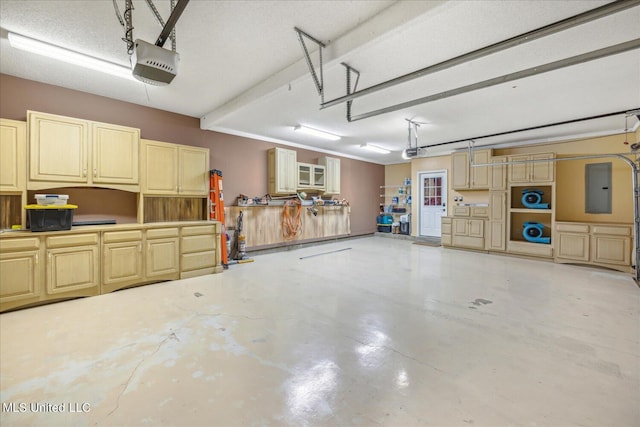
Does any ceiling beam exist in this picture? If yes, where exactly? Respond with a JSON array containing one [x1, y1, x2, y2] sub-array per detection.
[[321, 0, 640, 110], [349, 38, 640, 122]]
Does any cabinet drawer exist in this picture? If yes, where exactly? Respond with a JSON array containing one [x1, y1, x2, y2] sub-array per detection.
[[441, 217, 452, 224], [0, 237, 40, 252], [452, 206, 470, 217], [181, 224, 217, 236], [46, 233, 99, 248], [470, 207, 489, 218], [556, 223, 589, 233], [181, 234, 215, 254], [452, 236, 484, 250], [508, 241, 553, 258], [103, 230, 142, 243], [146, 227, 179, 239], [181, 250, 216, 271], [592, 225, 631, 236]]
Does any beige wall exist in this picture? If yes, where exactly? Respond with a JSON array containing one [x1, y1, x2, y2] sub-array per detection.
[[0, 74, 384, 236]]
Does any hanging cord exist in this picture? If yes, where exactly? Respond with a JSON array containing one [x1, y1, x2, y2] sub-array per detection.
[[113, 0, 135, 55], [282, 199, 302, 240]]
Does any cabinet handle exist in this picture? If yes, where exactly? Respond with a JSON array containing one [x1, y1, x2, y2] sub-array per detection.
[[48, 251, 51, 260], [35, 253, 39, 264], [93, 168, 97, 177], [138, 243, 142, 253], [83, 169, 87, 177]]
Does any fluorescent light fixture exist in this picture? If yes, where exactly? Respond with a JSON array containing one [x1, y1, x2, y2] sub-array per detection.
[[8, 32, 135, 81], [294, 125, 341, 141], [360, 143, 391, 154]]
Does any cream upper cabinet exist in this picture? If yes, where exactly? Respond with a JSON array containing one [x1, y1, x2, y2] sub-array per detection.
[[0, 119, 26, 192], [29, 111, 89, 184], [92, 121, 140, 185], [142, 139, 209, 196], [451, 149, 491, 190], [179, 146, 209, 195], [508, 153, 554, 184], [297, 162, 325, 192], [319, 156, 341, 195], [28, 111, 140, 190], [268, 147, 297, 195]]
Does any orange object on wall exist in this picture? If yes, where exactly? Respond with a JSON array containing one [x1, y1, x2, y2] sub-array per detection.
[[210, 169, 228, 267]]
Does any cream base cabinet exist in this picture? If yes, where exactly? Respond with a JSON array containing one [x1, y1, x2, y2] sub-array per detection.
[[28, 111, 140, 190], [0, 237, 43, 312], [319, 156, 340, 194], [142, 139, 209, 196], [488, 191, 507, 251], [452, 218, 485, 250], [45, 233, 100, 297], [180, 223, 222, 278], [102, 230, 144, 293], [555, 222, 632, 272], [268, 147, 297, 195], [0, 118, 26, 192], [145, 228, 180, 281]]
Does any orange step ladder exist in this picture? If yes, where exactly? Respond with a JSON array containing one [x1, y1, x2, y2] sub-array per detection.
[[209, 169, 228, 268]]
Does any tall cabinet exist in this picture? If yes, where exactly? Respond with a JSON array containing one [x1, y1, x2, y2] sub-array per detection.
[[505, 153, 555, 258]]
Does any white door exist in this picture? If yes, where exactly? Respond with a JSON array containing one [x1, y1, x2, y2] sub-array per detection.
[[419, 171, 447, 237]]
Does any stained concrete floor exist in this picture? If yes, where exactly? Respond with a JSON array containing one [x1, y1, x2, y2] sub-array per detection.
[[1, 236, 639, 427]]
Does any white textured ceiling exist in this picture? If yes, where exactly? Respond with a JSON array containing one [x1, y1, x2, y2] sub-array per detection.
[[1, 0, 639, 164]]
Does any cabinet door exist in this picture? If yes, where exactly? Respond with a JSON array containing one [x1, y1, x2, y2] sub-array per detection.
[[468, 219, 484, 238], [488, 221, 506, 251], [490, 157, 507, 191], [452, 218, 469, 236], [0, 250, 41, 307], [557, 232, 590, 261], [531, 153, 554, 183], [146, 238, 179, 278], [29, 111, 89, 183], [142, 139, 179, 194], [297, 163, 312, 188], [451, 152, 469, 190], [103, 241, 143, 290], [320, 157, 340, 194], [470, 149, 490, 189], [269, 147, 297, 194], [508, 155, 530, 183], [489, 192, 506, 221], [0, 119, 26, 192], [47, 245, 99, 295], [592, 235, 631, 266], [312, 165, 325, 190], [92, 122, 140, 185], [179, 146, 209, 195]]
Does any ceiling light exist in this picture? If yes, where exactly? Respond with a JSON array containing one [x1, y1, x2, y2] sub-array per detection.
[[8, 32, 135, 81], [360, 143, 390, 154], [294, 125, 341, 141]]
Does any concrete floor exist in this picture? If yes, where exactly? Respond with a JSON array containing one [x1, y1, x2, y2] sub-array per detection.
[[1, 236, 638, 427]]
